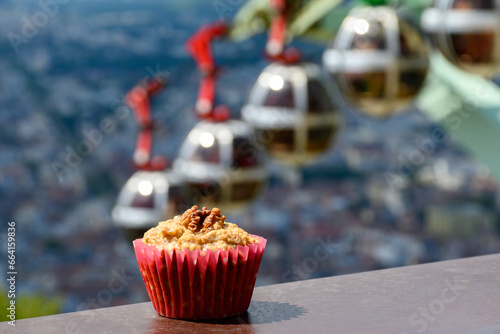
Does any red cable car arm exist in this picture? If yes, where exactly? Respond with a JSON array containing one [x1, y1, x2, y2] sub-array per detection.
[[266, 0, 300, 63], [186, 22, 230, 121], [125, 75, 168, 170]]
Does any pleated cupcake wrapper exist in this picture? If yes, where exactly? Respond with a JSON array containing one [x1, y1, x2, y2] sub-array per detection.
[[133, 235, 267, 320]]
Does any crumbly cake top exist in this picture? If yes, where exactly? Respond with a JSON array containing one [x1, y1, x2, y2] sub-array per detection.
[[143, 205, 259, 251]]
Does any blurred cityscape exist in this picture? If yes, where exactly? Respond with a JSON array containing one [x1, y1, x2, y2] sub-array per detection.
[[0, 0, 499, 315]]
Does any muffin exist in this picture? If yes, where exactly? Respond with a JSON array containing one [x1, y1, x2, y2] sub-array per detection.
[[133, 205, 266, 320]]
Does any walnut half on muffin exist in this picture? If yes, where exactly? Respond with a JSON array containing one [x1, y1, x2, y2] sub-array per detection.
[[143, 205, 259, 251]]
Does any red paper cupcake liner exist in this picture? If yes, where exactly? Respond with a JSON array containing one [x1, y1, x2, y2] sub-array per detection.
[[133, 235, 267, 320]]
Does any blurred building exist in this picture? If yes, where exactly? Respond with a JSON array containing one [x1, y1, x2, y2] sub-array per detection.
[[425, 203, 495, 239]]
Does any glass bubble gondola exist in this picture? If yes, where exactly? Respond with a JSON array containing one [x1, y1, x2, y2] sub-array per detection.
[[422, 0, 500, 77], [112, 170, 188, 243], [242, 62, 343, 166], [173, 120, 268, 211], [323, 6, 429, 118]]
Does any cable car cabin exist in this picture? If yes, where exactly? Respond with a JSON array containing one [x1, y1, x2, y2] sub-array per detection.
[[324, 6, 429, 118], [173, 120, 268, 212], [112, 170, 188, 242], [422, 0, 500, 77], [242, 62, 343, 166]]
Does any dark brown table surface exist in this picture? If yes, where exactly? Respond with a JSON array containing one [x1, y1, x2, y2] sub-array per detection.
[[3, 254, 500, 334]]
